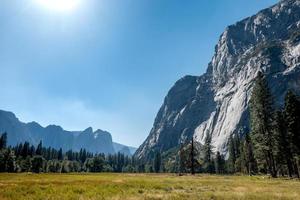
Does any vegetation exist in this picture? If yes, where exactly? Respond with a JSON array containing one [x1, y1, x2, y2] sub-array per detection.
[[227, 72, 300, 178], [0, 135, 143, 173], [0, 173, 299, 200]]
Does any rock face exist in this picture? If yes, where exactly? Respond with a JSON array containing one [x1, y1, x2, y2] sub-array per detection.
[[135, 0, 300, 160], [113, 142, 137, 156], [0, 110, 136, 155]]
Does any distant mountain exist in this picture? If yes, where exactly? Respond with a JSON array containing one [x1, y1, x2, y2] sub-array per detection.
[[113, 142, 137, 156], [0, 110, 136, 155], [135, 0, 300, 160]]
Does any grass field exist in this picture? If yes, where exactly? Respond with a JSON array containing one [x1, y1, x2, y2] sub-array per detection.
[[0, 173, 299, 200]]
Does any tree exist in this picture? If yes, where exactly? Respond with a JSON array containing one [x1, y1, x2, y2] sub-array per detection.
[[19, 156, 32, 172], [215, 151, 225, 174], [250, 72, 276, 177], [6, 149, 16, 172], [93, 156, 105, 172], [190, 137, 195, 175], [31, 156, 44, 173], [0, 149, 16, 172], [227, 136, 237, 173], [153, 151, 161, 173], [0, 132, 7, 150], [243, 133, 257, 176], [179, 142, 185, 174], [203, 133, 214, 173], [36, 141, 43, 155], [274, 110, 293, 177], [60, 160, 70, 173], [233, 135, 243, 173], [284, 90, 300, 178], [58, 148, 63, 160], [47, 160, 60, 173], [79, 149, 87, 163], [21, 142, 30, 158]]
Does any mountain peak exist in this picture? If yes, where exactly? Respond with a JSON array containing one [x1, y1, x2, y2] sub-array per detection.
[[0, 109, 135, 155], [135, 0, 300, 160], [83, 127, 93, 134]]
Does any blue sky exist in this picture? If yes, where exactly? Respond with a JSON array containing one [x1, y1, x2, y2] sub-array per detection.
[[0, 0, 277, 147]]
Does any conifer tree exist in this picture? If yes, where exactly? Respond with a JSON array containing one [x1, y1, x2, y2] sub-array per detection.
[[21, 142, 30, 158], [153, 151, 161, 173], [233, 135, 243, 173], [243, 133, 257, 176], [215, 151, 225, 174], [274, 110, 293, 177], [58, 148, 63, 160], [284, 90, 300, 178], [190, 137, 195, 175], [36, 141, 43, 155], [203, 133, 214, 173], [31, 156, 44, 173], [179, 142, 185, 174], [228, 136, 237, 173], [0, 132, 7, 150], [250, 72, 277, 177]]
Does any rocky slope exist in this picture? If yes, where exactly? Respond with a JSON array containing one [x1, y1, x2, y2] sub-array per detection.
[[135, 0, 300, 160], [0, 110, 137, 155]]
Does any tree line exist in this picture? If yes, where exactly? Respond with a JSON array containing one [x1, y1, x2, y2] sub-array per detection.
[[0, 134, 146, 173]]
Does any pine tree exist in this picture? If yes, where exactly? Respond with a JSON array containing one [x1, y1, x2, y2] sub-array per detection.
[[190, 137, 195, 175], [0, 132, 7, 150], [228, 136, 237, 173], [233, 135, 242, 173], [203, 133, 214, 173], [274, 110, 293, 177], [36, 141, 43, 155], [58, 148, 63, 160], [284, 90, 300, 178], [21, 142, 30, 158], [31, 156, 44, 173], [243, 133, 257, 176], [250, 72, 277, 177], [5, 149, 16, 172], [179, 142, 185, 174], [153, 151, 161, 173], [215, 151, 225, 174]]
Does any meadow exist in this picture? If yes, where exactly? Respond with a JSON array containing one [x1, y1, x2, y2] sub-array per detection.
[[0, 173, 299, 200]]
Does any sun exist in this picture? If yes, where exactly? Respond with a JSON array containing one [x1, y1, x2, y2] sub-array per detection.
[[36, 0, 80, 12]]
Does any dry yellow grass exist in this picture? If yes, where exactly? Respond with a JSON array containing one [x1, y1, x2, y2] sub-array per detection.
[[0, 173, 299, 200]]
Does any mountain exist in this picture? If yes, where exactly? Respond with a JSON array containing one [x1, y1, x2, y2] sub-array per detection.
[[135, 0, 300, 160], [0, 110, 136, 155], [113, 142, 137, 156]]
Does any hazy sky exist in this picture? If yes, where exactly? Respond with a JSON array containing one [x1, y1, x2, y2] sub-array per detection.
[[0, 0, 277, 147]]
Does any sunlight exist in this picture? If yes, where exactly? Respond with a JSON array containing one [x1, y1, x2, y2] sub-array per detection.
[[36, 0, 80, 12]]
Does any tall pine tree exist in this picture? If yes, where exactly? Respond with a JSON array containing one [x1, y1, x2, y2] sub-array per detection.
[[203, 133, 214, 173], [250, 72, 276, 177], [153, 151, 161, 173], [0, 133, 7, 150], [274, 110, 293, 177], [190, 137, 195, 175], [243, 133, 257, 176], [228, 135, 237, 173], [284, 90, 300, 178]]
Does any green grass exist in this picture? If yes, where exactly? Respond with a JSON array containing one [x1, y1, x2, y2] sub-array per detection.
[[0, 173, 299, 200]]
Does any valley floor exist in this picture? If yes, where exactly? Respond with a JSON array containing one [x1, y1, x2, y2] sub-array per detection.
[[0, 173, 299, 200]]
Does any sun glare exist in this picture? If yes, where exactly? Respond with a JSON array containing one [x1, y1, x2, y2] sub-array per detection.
[[36, 0, 80, 12]]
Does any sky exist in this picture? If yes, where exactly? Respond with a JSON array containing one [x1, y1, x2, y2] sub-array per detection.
[[0, 0, 278, 147]]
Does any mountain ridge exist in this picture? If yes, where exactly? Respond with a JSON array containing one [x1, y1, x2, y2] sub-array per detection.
[[135, 0, 300, 160], [0, 109, 137, 155]]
